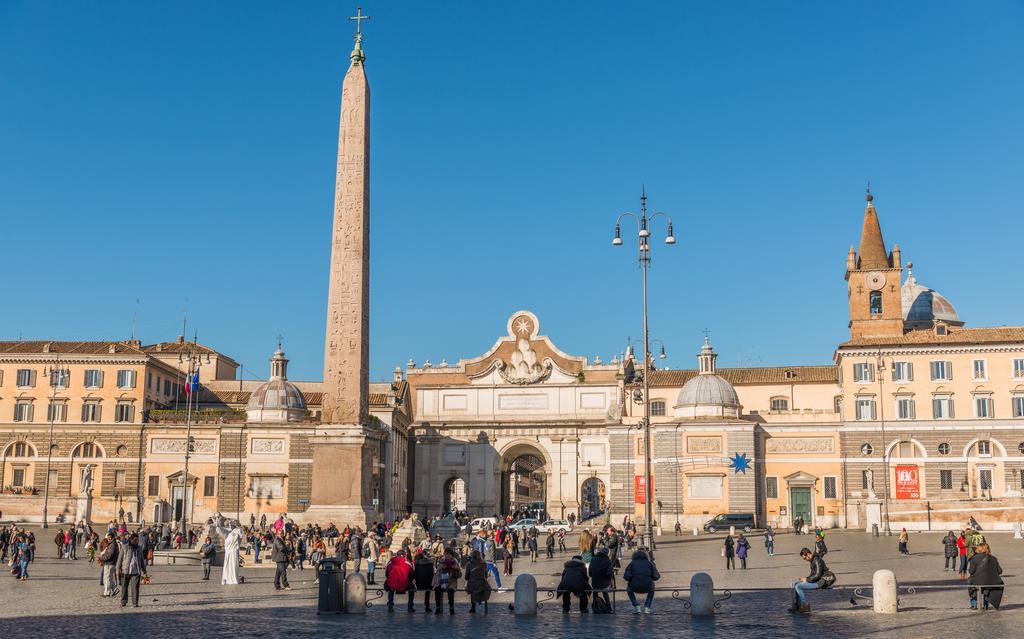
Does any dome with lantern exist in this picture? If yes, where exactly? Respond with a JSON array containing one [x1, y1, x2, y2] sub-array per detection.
[[674, 337, 741, 419], [246, 343, 307, 423], [901, 264, 963, 330]]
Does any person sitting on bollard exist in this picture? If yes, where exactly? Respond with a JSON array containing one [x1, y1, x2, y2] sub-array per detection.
[[432, 547, 461, 615], [588, 547, 614, 614], [557, 554, 590, 613], [968, 542, 1003, 610], [788, 547, 835, 614], [384, 549, 415, 612], [623, 549, 660, 615], [465, 550, 492, 613]]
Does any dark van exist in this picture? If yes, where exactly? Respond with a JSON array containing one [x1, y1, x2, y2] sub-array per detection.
[[702, 513, 756, 533]]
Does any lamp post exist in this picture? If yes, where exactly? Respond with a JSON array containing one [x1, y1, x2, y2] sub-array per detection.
[[177, 343, 203, 544], [612, 189, 676, 553], [875, 351, 892, 535], [41, 356, 69, 529]]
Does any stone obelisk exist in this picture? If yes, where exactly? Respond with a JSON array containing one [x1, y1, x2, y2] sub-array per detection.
[[307, 15, 379, 526]]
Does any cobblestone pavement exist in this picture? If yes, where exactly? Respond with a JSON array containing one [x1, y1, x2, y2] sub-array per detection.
[[0, 528, 1021, 638]]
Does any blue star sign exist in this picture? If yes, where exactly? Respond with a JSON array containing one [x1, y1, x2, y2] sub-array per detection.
[[729, 452, 751, 474]]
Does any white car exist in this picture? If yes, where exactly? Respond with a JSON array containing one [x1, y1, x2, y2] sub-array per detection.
[[507, 518, 540, 531], [534, 519, 573, 534], [468, 517, 498, 532]]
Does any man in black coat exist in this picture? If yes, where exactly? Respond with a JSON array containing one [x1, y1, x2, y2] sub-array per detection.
[[589, 548, 615, 613], [557, 555, 590, 613], [272, 532, 291, 591]]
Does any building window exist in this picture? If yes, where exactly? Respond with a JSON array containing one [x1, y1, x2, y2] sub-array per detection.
[[13, 400, 34, 422], [930, 361, 953, 381], [248, 476, 284, 499], [932, 396, 954, 419], [977, 440, 991, 457], [117, 369, 136, 389], [856, 398, 876, 420], [114, 401, 135, 423], [114, 470, 126, 489], [860, 443, 873, 456], [853, 363, 875, 383], [47, 401, 68, 423], [147, 475, 160, 497], [73, 442, 102, 458], [770, 397, 789, 412], [5, 442, 32, 457], [48, 469, 58, 491], [862, 469, 873, 489], [688, 475, 723, 499], [163, 379, 171, 396], [147, 372, 153, 389], [1013, 396, 1024, 418], [81, 401, 102, 423], [765, 476, 778, 499], [834, 396, 843, 414], [869, 290, 883, 315], [895, 397, 916, 420], [891, 361, 913, 382], [83, 369, 103, 388], [15, 369, 36, 387], [203, 476, 216, 497], [11, 468, 26, 488], [974, 396, 994, 419], [650, 401, 665, 416], [824, 476, 837, 499], [979, 468, 993, 491], [1014, 359, 1024, 380], [938, 442, 951, 456], [940, 469, 953, 490], [50, 368, 70, 388], [973, 359, 988, 380]]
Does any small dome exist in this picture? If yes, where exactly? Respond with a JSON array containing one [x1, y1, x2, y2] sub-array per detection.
[[902, 271, 962, 329], [246, 344, 307, 423], [673, 336, 741, 419]]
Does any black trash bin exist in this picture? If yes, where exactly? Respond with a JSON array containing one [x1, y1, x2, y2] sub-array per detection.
[[317, 558, 346, 614]]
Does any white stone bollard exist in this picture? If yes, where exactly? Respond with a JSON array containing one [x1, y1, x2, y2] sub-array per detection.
[[690, 572, 715, 616], [514, 573, 538, 616], [729, 525, 736, 536], [1014, 522, 1022, 540], [872, 569, 898, 614], [693, 527, 699, 536], [345, 571, 367, 614]]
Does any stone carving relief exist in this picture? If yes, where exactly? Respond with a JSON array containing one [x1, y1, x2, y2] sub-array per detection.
[[251, 438, 285, 455], [495, 315, 552, 384], [765, 438, 835, 454], [151, 438, 216, 454], [687, 437, 722, 454]]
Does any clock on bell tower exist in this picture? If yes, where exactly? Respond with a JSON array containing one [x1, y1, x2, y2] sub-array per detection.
[[844, 190, 904, 340]]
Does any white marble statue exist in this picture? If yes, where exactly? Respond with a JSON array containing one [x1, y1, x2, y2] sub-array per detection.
[[221, 524, 243, 585]]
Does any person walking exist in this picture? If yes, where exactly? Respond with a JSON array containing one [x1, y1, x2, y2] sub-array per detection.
[[503, 536, 515, 576], [527, 530, 538, 564], [764, 527, 776, 557], [310, 536, 326, 584], [724, 535, 736, 570], [350, 530, 363, 573], [968, 542, 1003, 610], [942, 531, 958, 572], [384, 550, 415, 612], [814, 531, 828, 557], [736, 534, 750, 569], [623, 549, 660, 614], [432, 548, 461, 615], [557, 554, 590, 613], [199, 536, 216, 580], [788, 547, 835, 614], [545, 531, 556, 559], [14, 534, 32, 581], [588, 547, 614, 613], [99, 532, 119, 596], [412, 551, 435, 612], [482, 533, 502, 589], [557, 529, 567, 554], [898, 528, 910, 555], [272, 531, 291, 591], [117, 533, 147, 608], [957, 531, 969, 579], [464, 550, 491, 613], [54, 529, 65, 560]]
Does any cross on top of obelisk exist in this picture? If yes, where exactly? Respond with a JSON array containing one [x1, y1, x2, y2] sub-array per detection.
[[349, 6, 371, 44]]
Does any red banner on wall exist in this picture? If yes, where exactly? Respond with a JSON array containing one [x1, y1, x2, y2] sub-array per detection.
[[895, 465, 920, 499], [634, 475, 654, 503]]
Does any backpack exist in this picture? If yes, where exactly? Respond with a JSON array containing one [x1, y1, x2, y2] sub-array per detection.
[[591, 594, 612, 614], [819, 569, 836, 589]]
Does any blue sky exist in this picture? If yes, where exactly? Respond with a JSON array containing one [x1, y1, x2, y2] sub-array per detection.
[[2, 1, 1022, 382]]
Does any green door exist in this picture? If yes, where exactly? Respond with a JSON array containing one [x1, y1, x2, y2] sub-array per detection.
[[790, 487, 812, 526]]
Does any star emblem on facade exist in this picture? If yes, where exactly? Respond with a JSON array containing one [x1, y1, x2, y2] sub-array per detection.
[[514, 318, 532, 335], [729, 452, 751, 474]]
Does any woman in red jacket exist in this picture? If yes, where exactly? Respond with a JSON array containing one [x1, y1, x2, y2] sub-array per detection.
[[956, 532, 968, 579], [385, 549, 415, 612]]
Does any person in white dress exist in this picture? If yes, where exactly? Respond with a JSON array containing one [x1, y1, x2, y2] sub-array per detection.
[[222, 525, 243, 585]]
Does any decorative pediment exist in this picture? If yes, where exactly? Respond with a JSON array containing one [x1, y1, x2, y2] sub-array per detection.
[[784, 471, 818, 485], [462, 311, 587, 385]]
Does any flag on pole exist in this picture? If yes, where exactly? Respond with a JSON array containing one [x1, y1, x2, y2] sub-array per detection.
[[185, 366, 200, 395]]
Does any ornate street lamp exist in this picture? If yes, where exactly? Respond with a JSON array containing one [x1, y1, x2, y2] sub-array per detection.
[[41, 356, 70, 529]]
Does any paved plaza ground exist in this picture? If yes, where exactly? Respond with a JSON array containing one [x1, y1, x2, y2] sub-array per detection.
[[0, 527, 1020, 637]]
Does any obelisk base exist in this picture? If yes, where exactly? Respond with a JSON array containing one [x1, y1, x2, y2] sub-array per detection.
[[305, 424, 383, 529]]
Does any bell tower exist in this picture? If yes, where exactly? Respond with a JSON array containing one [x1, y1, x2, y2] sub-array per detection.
[[845, 189, 904, 339]]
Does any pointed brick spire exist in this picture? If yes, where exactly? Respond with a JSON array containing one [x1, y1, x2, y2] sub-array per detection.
[[858, 191, 889, 269]]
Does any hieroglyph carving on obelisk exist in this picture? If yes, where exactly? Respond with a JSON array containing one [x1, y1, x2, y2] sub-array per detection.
[[322, 25, 370, 425]]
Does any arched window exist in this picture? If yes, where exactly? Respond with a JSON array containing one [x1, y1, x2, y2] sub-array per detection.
[[4, 441, 35, 457], [869, 290, 883, 315], [770, 396, 789, 412], [650, 400, 666, 416], [890, 440, 925, 458], [72, 442, 103, 458]]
